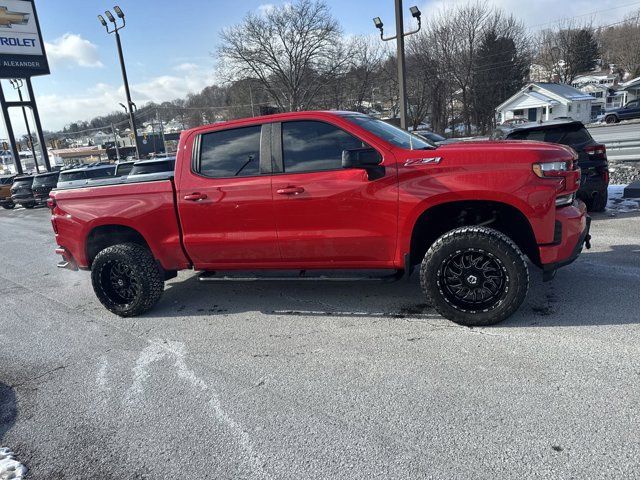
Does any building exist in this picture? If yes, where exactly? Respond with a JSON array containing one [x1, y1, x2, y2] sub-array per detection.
[[495, 82, 593, 125]]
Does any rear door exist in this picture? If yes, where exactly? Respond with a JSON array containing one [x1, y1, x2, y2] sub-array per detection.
[[271, 119, 398, 268], [177, 123, 280, 269]]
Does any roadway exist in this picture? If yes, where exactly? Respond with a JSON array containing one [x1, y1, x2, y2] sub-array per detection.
[[588, 122, 640, 161], [1, 205, 639, 479]]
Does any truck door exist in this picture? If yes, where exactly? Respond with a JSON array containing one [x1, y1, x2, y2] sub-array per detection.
[[271, 120, 398, 268], [177, 124, 280, 269]]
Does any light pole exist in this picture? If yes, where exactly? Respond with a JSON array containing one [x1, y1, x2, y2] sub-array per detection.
[[99, 7, 141, 159], [373, 2, 421, 130], [9, 78, 40, 173]]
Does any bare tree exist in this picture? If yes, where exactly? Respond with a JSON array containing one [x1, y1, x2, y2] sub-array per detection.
[[218, 0, 348, 111], [537, 21, 600, 84], [599, 9, 640, 79]]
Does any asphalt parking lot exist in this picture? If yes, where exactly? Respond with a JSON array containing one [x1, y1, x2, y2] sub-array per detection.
[[1, 204, 639, 479]]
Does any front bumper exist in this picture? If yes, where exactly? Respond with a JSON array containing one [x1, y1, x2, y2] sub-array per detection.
[[539, 200, 591, 280]]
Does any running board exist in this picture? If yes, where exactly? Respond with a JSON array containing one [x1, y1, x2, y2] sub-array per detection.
[[198, 270, 404, 283]]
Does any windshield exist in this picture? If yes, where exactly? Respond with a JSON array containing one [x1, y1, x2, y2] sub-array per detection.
[[342, 115, 436, 150], [33, 173, 59, 187], [12, 177, 33, 187]]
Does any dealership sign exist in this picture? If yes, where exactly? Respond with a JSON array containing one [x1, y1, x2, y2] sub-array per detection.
[[0, 0, 49, 77]]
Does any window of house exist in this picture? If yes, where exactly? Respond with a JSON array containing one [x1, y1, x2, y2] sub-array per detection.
[[512, 109, 524, 116], [281, 121, 366, 173], [568, 105, 572, 112], [199, 125, 261, 178]]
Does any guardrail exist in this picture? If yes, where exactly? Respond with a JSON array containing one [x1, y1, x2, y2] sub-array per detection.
[[604, 138, 640, 162]]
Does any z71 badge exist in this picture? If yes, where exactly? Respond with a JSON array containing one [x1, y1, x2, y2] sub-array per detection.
[[404, 157, 442, 166]]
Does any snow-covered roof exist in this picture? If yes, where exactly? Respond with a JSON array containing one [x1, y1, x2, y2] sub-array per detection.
[[620, 76, 640, 89], [534, 83, 594, 101]]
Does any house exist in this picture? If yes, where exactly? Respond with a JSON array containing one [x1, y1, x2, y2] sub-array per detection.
[[571, 72, 618, 89], [614, 76, 640, 107], [578, 83, 617, 118], [495, 82, 593, 125]]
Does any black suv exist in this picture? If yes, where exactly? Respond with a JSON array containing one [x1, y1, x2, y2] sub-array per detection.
[[10, 175, 36, 209], [495, 120, 609, 212], [32, 171, 60, 204]]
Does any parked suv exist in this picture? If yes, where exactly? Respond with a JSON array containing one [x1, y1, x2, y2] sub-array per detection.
[[496, 120, 609, 212], [32, 171, 60, 204], [10, 175, 35, 209], [604, 100, 640, 124], [57, 164, 116, 189], [0, 175, 16, 209]]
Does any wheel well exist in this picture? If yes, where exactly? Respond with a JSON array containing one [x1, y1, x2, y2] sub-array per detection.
[[86, 225, 150, 267], [409, 201, 540, 267]]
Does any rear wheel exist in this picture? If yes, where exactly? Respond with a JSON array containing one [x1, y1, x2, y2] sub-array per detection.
[[590, 189, 608, 212], [605, 115, 618, 124], [91, 243, 164, 317], [420, 226, 529, 326], [23, 203, 35, 209]]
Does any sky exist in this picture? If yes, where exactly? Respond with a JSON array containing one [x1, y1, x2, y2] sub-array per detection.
[[2, 0, 640, 136]]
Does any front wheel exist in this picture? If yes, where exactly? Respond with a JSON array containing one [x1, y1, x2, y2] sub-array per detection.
[[420, 226, 529, 326], [1, 202, 14, 209], [23, 203, 35, 209], [605, 115, 618, 124], [91, 243, 164, 317]]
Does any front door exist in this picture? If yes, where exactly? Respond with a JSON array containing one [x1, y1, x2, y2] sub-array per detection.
[[271, 120, 398, 268], [528, 108, 537, 122], [177, 124, 280, 269]]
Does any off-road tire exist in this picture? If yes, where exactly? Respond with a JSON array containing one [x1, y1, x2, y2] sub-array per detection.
[[420, 226, 529, 326], [590, 189, 608, 212], [91, 243, 164, 317], [1, 202, 14, 209]]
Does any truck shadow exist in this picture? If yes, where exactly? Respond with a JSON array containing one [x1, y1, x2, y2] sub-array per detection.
[[149, 244, 640, 328], [0, 382, 17, 442]]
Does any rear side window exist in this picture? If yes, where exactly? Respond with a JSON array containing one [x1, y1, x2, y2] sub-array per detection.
[[198, 126, 261, 178], [282, 121, 365, 173], [59, 171, 87, 182], [86, 167, 115, 179]]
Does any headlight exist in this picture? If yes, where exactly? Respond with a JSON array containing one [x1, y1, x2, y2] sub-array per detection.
[[533, 161, 569, 178]]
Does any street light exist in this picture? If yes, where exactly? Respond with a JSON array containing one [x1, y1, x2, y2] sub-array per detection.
[[98, 6, 140, 158], [9, 78, 40, 173], [373, 1, 422, 130]]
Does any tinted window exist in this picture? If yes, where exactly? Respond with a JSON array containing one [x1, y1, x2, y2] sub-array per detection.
[[342, 115, 434, 150], [282, 121, 366, 173], [115, 163, 135, 176], [86, 167, 116, 179], [626, 101, 638, 108], [59, 171, 87, 182], [199, 126, 261, 178], [508, 125, 592, 146], [12, 177, 34, 187], [130, 160, 174, 176], [32, 173, 59, 187], [0, 177, 14, 185]]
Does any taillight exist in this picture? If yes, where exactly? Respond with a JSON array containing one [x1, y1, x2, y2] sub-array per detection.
[[47, 196, 56, 212], [585, 144, 607, 159]]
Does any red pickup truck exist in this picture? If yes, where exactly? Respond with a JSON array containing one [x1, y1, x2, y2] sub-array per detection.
[[50, 111, 590, 326]]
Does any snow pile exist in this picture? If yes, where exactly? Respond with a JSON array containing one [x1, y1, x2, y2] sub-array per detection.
[[0, 448, 27, 480], [607, 185, 640, 213]]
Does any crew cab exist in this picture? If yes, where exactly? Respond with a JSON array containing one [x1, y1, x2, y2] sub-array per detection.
[[49, 111, 590, 326]]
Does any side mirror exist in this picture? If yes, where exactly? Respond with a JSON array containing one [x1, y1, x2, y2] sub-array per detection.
[[342, 148, 383, 169]]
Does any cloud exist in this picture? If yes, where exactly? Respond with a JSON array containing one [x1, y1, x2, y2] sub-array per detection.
[[45, 33, 103, 68], [173, 62, 200, 73], [37, 69, 215, 131]]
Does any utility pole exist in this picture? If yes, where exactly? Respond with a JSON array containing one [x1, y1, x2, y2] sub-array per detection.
[[99, 7, 141, 158], [373, 2, 422, 130]]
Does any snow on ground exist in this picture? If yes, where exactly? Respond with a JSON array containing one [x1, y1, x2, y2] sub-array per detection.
[[607, 185, 640, 213], [0, 448, 27, 480]]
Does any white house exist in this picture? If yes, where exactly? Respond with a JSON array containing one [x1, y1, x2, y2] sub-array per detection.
[[496, 82, 593, 125]]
